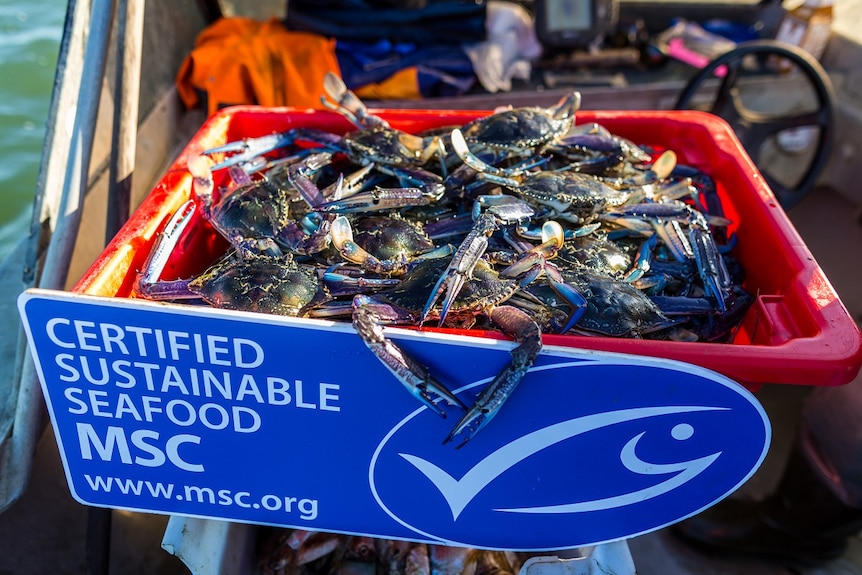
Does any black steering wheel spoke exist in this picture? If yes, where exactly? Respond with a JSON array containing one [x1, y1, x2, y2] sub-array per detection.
[[735, 110, 821, 151], [674, 40, 835, 209], [711, 60, 744, 117]]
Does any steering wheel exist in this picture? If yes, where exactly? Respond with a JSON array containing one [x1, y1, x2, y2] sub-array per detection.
[[673, 40, 835, 208]]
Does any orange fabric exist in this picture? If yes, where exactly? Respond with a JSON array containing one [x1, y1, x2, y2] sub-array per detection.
[[176, 17, 340, 116], [355, 67, 421, 101]]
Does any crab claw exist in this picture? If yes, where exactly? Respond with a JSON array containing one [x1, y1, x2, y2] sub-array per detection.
[[331, 215, 411, 275], [650, 149, 677, 181], [444, 305, 541, 447], [321, 71, 388, 129], [500, 221, 565, 286], [352, 296, 466, 417], [422, 198, 534, 326], [135, 199, 200, 300], [550, 90, 582, 121], [286, 152, 337, 208], [317, 186, 442, 214], [689, 219, 731, 314], [451, 128, 519, 178], [421, 212, 497, 325], [187, 153, 215, 205]]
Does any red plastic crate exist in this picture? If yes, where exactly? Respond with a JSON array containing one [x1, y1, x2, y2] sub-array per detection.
[[73, 106, 862, 390]]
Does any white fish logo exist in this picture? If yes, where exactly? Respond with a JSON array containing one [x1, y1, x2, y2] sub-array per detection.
[[399, 406, 725, 520]]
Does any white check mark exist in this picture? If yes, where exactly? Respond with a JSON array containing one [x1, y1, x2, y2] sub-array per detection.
[[400, 405, 724, 520]]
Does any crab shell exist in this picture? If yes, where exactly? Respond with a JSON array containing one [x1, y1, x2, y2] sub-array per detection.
[[349, 214, 435, 262], [343, 124, 435, 167], [188, 253, 328, 317], [507, 171, 631, 223], [207, 178, 294, 248], [561, 268, 672, 338], [460, 91, 581, 153]]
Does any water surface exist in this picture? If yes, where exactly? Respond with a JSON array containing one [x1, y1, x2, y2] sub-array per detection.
[[0, 2, 64, 260]]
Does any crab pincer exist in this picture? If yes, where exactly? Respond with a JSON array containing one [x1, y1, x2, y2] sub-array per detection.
[[136, 198, 200, 300], [444, 305, 542, 448], [320, 71, 389, 129], [420, 212, 497, 326], [352, 295, 467, 417], [688, 214, 732, 314], [499, 220, 589, 333], [421, 198, 535, 326], [315, 165, 446, 214]]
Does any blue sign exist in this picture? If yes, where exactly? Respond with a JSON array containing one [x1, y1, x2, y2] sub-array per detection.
[[19, 289, 770, 550]]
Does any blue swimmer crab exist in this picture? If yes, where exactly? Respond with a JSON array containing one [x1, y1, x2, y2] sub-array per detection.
[[601, 200, 733, 314], [503, 263, 677, 339], [451, 128, 632, 225], [186, 151, 344, 257], [453, 125, 678, 193], [457, 91, 582, 158], [135, 199, 340, 315], [541, 122, 654, 175], [559, 268, 677, 337], [329, 214, 452, 276]]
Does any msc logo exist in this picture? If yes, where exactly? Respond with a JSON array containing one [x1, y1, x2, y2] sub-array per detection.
[[369, 358, 770, 550]]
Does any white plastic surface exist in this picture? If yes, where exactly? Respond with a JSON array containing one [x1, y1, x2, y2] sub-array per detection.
[[519, 542, 637, 575], [162, 516, 256, 575]]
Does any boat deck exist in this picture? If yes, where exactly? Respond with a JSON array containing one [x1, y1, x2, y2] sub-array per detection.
[[1, 184, 860, 574], [3, 0, 862, 568]]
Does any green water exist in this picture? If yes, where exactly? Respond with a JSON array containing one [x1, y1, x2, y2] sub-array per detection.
[[0, 2, 64, 260]]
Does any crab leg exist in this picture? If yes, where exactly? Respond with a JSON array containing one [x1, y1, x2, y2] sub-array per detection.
[[287, 151, 336, 207], [274, 152, 344, 255], [689, 215, 732, 314], [600, 149, 677, 190], [623, 233, 658, 283], [498, 221, 565, 285], [203, 127, 343, 171], [317, 186, 443, 214], [321, 267, 401, 296], [187, 153, 215, 207], [352, 295, 466, 417], [444, 305, 542, 447], [135, 199, 202, 300], [606, 201, 731, 312], [498, 221, 587, 332], [316, 163, 445, 214]]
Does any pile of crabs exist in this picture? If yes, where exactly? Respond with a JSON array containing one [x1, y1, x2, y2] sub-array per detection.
[[255, 528, 543, 575], [136, 72, 752, 448]]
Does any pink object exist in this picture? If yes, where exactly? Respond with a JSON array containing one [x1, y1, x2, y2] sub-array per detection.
[[668, 37, 728, 77]]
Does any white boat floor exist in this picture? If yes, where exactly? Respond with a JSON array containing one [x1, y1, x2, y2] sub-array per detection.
[[0, 185, 860, 575]]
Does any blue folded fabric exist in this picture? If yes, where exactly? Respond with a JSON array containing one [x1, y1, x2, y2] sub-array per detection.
[[336, 39, 477, 97], [285, 0, 487, 45]]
